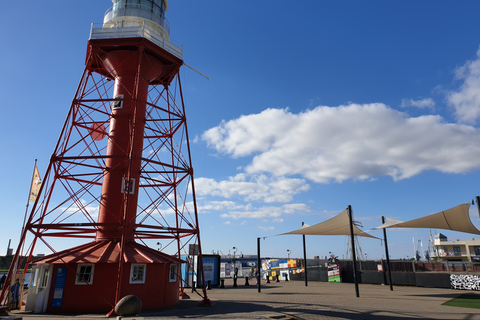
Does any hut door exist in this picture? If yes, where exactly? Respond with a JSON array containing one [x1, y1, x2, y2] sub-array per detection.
[[26, 264, 53, 313], [36, 265, 53, 313], [25, 266, 40, 312]]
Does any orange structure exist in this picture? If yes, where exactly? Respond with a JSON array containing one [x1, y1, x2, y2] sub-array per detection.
[[0, 0, 209, 314]]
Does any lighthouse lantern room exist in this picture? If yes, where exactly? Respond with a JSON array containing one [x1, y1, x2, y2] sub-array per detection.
[[1, 0, 210, 314]]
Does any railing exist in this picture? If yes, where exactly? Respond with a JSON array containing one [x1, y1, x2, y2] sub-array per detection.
[[355, 260, 480, 273], [440, 252, 465, 257], [104, 5, 170, 35], [89, 22, 183, 59]]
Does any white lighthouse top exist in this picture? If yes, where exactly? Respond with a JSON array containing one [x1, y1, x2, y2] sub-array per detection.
[[89, 0, 182, 59]]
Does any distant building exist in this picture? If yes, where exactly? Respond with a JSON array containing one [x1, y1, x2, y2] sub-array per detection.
[[433, 233, 480, 262]]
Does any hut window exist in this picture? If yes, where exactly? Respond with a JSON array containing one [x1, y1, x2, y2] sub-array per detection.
[[31, 268, 38, 286], [475, 246, 480, 256], [169, 264, 177, 282], [130, 264, 146, 284], [75, 264, 94, 285]]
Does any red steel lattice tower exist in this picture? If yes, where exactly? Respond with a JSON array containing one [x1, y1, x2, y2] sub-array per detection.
[[1, 0, 210, 313]]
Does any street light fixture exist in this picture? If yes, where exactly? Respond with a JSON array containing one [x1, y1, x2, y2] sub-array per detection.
[[287, 249, 291, 259]]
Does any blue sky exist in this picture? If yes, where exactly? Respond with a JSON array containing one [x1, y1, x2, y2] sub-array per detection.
[[2, 1, 480, 260]]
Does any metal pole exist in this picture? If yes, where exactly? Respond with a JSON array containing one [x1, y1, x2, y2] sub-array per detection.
[[22, 159, 37, 230], [257, 237, 261, 293], [302, 222, 308, 287], [476, 196, 480, 219], [382, 216, 393, 291], [347, 205, 360, 297]]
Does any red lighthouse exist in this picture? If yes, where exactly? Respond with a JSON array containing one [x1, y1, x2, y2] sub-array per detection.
[[1, 0, 209, 314]]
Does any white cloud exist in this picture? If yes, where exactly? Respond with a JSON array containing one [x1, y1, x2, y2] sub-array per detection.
[[219, 203, 311, 220], [61, 199, 99, 220], [202, 108, 294, 157], [258, 226, 275, 231], [203, 104, 480, 182], [195, 173, 310, 203], [197, 200, 250, 212], [448, 47, 480, 124], [400, 98, 435, 109], [282, 203, 311, 214]]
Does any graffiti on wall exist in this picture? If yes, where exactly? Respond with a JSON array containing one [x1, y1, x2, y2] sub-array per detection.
[[450, 274, 480, 290]]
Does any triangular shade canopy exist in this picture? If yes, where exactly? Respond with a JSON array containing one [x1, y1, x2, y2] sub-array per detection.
[[374, 203, 480, 235], [281, 209, 378, 238], [373, 217, 404, 229]]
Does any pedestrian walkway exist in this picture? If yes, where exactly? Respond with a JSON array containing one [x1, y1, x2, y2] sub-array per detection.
[[6, 279, 480, 319]]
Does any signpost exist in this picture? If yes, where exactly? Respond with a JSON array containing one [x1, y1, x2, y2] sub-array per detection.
[[327, 258, 341, 283]]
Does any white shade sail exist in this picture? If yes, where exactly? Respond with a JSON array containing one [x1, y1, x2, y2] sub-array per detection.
[[374, 203, 480, 235], [281, 209, 378, 238]]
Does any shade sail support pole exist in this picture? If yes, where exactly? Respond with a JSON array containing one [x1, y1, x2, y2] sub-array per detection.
[[382, 216, 394, 291], [476, 196, 480, 220], [257, 237, 261, 293], [302, 222, 308, 287], [348, 205, 360, 298]]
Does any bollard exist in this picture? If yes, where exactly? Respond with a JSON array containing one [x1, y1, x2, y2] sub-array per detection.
[[266, 276, 270, 283], [244, 276, 250, 286], [220, 279, 225, 288], [276, 275, 280, 282], [191, 281, 196, 292], [233, 276, 238, 287], [285, 274, 289, 281], [207, 280, 212, 290]]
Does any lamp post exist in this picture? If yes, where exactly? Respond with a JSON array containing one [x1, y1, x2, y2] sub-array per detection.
[[287, 249, 291, 259], [232, 246, 238, 287]]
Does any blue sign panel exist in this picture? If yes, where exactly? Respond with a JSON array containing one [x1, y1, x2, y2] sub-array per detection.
[[198, 255, 221, 286], [51, 267, 67, 308]]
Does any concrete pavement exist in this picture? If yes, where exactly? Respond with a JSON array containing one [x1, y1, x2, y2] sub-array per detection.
[[6, 279, 480, 319]]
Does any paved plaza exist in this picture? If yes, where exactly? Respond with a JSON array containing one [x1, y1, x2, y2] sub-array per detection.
[[6, 279, 480, 320]]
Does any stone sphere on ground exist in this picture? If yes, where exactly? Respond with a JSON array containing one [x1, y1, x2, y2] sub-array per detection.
[[115, 295, 142, 316]]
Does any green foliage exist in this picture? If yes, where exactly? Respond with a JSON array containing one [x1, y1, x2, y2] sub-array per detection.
[[0, 255, 41, 271], [0, 255, 14, 271]]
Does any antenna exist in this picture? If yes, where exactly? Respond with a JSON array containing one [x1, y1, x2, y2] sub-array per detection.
[[184, 62, 210, 80]]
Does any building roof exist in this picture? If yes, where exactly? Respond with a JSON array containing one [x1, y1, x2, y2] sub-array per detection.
[[31, 240, 184, 265]]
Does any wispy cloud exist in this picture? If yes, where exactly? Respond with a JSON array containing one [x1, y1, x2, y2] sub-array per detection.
[[195, 174, 310, 203], [400, 98, 435, 109], [258, 226, 275, 231], [448, 46, 480, 124], [219, 203, 310, 220]]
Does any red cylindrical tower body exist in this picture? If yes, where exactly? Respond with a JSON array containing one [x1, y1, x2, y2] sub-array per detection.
[[96, 50, 165, 241]]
